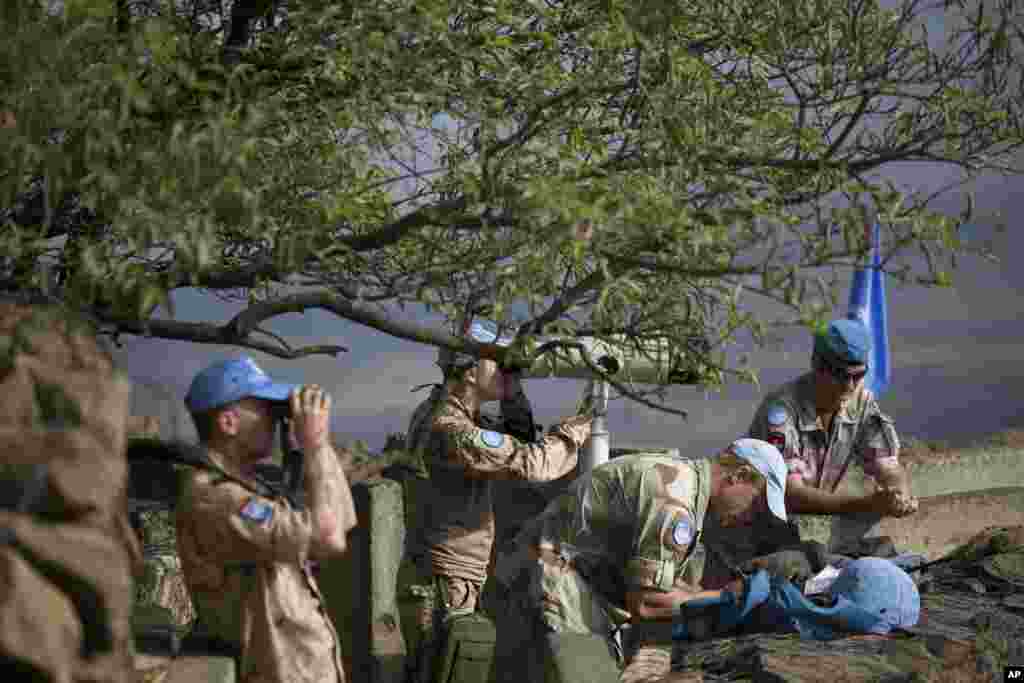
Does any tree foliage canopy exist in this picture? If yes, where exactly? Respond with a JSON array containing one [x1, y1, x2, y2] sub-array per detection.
[[2, 0, 1022, 409]]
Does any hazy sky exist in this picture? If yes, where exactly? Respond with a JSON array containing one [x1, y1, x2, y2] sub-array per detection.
[[115, 6, 1024, 453]]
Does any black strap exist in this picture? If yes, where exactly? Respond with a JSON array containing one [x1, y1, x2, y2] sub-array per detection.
[[126, 438, 296, 506]]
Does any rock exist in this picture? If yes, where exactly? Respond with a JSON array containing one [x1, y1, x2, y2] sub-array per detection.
[[1004, 594, 1024, 612], [0, 302, 136, 682], [961, 578, 986, 594], [975, 653, 997, 673]]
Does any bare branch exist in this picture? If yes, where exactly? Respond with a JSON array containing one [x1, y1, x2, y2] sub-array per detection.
[[94, 314, 349, 359]]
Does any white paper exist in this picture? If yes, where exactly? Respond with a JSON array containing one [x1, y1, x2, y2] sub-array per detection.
[[803, 565, 843, 596]]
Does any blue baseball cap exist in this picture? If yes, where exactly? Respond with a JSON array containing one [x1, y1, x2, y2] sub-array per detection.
[[185, 356, 298, 413], [727, 438, 788, 522], [814, 318, 871, 365], [828, 558, 920, 634]]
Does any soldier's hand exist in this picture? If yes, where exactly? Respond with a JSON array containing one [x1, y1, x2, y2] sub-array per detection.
[[290, 385, 332, 454], [868, 488, 917, 517], [551, 414, 592, 448], [889, 490, 919, 517]]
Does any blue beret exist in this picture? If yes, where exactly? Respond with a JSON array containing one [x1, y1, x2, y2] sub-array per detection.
[[814, 319, 870, 365]]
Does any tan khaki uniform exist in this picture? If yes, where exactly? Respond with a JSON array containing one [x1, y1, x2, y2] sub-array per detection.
[[404, 388, 588, 681], [407, 390, 588, 594], [488, 454, 712, 683], [176, 449, 354, 683], [703, 373, 901, 587]]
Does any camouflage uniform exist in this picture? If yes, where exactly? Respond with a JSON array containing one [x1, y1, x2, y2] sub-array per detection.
[[488, 453, 712, 683], [405, 386, 589, 680], [703, 372, 901, 587], [0, 302, 140, 683], [176, 447, 356, 683]]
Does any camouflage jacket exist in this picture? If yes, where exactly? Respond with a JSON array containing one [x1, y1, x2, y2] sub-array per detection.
[[0, 302, 140, 683], [498, 454, 711, 630], [405, 388, 587, 585], [748, 372, 900, 492]]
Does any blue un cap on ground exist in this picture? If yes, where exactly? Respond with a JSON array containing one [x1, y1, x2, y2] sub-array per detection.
[[828, 557, 920, 634], [185, 356, 297, 413]]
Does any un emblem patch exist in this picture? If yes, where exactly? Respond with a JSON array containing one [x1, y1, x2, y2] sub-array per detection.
[[767, 405, 788, 426], [479, 430, 505, 448], [672, 518, 693, 547]]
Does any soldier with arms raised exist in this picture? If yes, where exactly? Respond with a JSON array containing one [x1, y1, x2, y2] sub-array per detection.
[[177, 357, 356, 683], [405, 318, 593, 682]]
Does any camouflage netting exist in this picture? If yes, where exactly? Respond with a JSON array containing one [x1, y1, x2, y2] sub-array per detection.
[[666, 525, 1024, 682], [0, 301, 140, 683], [134, 509, 196, 628]]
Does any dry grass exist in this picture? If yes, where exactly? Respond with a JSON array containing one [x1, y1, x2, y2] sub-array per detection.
[[900, 428, 1024, 464]]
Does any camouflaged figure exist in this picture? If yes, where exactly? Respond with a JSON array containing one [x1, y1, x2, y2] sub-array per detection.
[[0, 302, 142, 683], [404, 382, 591, 680], [702, 374, 902, 588], [751, 372, 899, 498], [488, 452, 712, 683]]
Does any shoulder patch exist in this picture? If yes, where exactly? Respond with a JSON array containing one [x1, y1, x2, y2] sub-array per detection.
[[478, 430, 505, 449], [672, 517, 694, 548], [767, 404, 789, 427], [239, 498, 274, 525]]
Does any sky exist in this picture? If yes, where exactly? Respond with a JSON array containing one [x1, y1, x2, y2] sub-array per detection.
[[114, 5, 1024, 454]]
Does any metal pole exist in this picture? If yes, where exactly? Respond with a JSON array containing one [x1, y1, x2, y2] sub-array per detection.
[[580, 380, 610, 474]]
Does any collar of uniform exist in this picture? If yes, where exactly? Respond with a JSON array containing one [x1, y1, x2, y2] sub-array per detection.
[[793, 373, 862, 431], [692, 457, 712, 529], [444, 393, 479, 422], [202, 446, 257, 484]]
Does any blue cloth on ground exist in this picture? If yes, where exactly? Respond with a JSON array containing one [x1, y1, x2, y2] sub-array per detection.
[[673, 569, 772, 640], [673, 559, 920, 641]]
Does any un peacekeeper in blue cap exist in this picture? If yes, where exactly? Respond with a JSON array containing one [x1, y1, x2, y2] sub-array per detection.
[[487, 438, 790, 683], [179, 356, 357, 683], [403, 317, 594, 683], [701, 318, 918, 591]]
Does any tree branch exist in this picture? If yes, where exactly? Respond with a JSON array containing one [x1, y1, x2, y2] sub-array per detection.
[[94, 314, 349, 359], [334, 196, 470, 252], [222, 290, 507, 359]]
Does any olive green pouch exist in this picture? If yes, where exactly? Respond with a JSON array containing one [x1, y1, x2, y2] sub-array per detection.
[[433, 612, 496, 683]]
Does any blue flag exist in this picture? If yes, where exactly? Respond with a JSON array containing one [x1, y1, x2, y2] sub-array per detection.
[[846, 222, 891, 397]]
